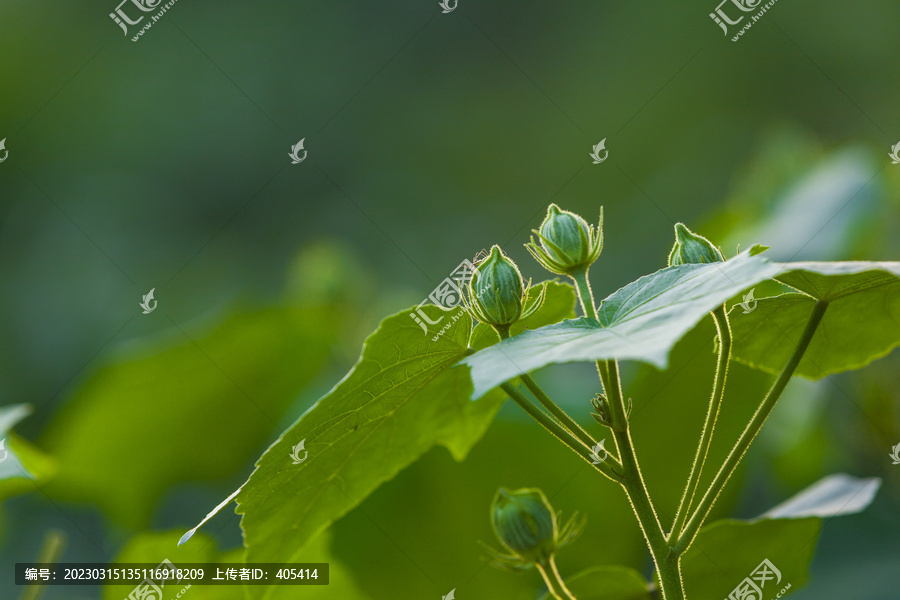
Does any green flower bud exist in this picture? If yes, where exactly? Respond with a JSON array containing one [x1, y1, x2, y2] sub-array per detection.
[[482, 487, 586, 573], [668, 223, 724, 266], [490, 488, 558, 564], [466, 246, 545, 329], [525, 204, 603, 275]]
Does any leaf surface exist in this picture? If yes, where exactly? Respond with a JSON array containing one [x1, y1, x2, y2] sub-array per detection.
[[461, 253, 781, 399], [683, 473, 880, 599], [731, 262, 900, 378]]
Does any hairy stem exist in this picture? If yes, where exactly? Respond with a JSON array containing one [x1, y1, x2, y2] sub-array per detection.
[[668, 306, 731, 542], [572, 267, 684, 600], [570, 267, 599, 320], [496, 325, 600, 452], [674, 300, 828, 553], [500, 382, 621, 482], [536, 555, 578, 600], [606, 361, 684, 600]]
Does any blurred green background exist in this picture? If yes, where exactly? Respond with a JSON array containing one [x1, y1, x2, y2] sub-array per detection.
[[1, 0, 899, 598]]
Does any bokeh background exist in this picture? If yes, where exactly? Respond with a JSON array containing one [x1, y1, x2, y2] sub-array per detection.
[[1, 0, 899, 598]]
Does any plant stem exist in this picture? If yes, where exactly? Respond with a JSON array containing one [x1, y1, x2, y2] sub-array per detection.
[[570, 268, 599, 320], [674, 300, 829, 554], [20, 530, 66, 600], [500, 382, 621, 482], [495, 326, 600, 452], [668, 306, 731, 543], [571, 267, 684, 599], [605, 361, 685, 600], [521, 373, 599, 449], [537, 555, 578, 600]]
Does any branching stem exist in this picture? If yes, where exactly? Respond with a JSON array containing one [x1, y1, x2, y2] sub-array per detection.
[[674, 300, 829, 553], [499, 382, 622, 482], [668, 306, 731, 543], [572, 267, 685, 600], [496, 325, 603, 454]]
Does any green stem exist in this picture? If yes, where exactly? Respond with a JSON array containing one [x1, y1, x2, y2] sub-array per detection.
[[20, 530, 66, 600], [570, 267, 599, 320], [495, 326, 600, 452], [500, 382, 621, 482], [668, 306, 731, 542], [521, 373, 598, 449], [536, 555, 578, 600], [572, 267, 684, 600], [674, 300, 829, 554], [608, 362, 684, 600]]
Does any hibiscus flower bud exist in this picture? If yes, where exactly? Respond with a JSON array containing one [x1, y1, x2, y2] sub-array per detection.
[[668, 223, 724, 266]]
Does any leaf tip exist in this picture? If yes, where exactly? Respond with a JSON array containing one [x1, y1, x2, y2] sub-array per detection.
[[177, 529, 196, 546]]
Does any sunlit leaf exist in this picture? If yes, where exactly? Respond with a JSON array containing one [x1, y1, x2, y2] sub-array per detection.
[[228, 306, 503, 600], [461, 252, 781, 399], [0, 404, 55, 502], [759, 474, 880, 520], [731, 262, 900, 378], [683, 472, 880, 599]]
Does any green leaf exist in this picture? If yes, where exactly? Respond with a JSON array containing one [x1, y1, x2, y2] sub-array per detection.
[[42, 305, 336, 527], [461, 252, 782, 399], [539, 566, 651, 600], [0, 404, 35, 482], [683, 473, 880, 599], [0, 432, 56, 503], [731, 262, 900, 378], [183, 286, 576, 580], [223, 306, 504, 596], [0, 404, 57, 503], [759, 474, 880, 519], [682, 518, 817, 599]]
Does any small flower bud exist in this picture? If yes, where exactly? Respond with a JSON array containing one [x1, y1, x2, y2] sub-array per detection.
[[526, 204, 603, 275], [668, 223, 724, 266], [483, 487, 585, 573], [466, 246, 545, 329], [590, 394, 610, 425], [490, 488, 558, 564]]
